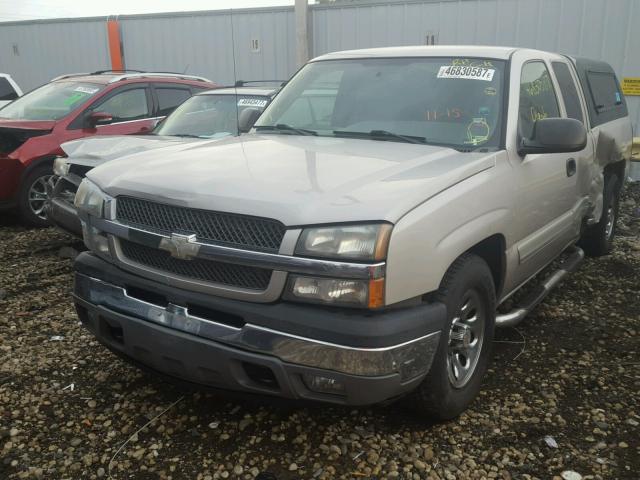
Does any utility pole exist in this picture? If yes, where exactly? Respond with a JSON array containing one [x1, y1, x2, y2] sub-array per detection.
[[295, 0, 310, 67]]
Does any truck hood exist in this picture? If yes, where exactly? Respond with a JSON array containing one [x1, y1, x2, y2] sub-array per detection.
[[61, 135, 214, 168], [89, 134, 497, 226]]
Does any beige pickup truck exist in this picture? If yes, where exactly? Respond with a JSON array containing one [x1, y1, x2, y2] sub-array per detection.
[[72, 46, 632, 419]]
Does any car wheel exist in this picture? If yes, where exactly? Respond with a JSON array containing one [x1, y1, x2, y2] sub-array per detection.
[[412, 253, 496, 420], [579, 174, 620, 257], [18, 165, 58, 227]]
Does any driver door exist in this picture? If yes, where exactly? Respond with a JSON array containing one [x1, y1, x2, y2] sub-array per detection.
[[511, 60, 581, 284], [83, 85, 155, 135]]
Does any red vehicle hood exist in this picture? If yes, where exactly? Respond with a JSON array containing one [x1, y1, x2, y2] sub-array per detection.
[[0, 119, 57, 131]]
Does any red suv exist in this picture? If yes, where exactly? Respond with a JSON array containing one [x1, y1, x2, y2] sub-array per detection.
[[0, 71, 217, 225]]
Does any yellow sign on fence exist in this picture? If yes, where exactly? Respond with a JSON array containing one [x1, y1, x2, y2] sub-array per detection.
[[621, 77, 640, 96]]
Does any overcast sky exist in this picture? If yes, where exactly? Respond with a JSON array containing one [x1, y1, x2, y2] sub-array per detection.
[[0, 0, 296, 22]]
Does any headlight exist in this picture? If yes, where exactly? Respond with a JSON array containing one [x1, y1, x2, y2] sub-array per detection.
[[81, 222, 111, 256], [285, 275, 385, 308], [53, 157, 70, 177], [295, 223, 392, 261], [74, 179, 106, 218]]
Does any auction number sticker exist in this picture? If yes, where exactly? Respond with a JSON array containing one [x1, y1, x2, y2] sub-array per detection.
[[238, 98, 268, 108], [437, 65, 495, 81], [74, 86, 100, 95]]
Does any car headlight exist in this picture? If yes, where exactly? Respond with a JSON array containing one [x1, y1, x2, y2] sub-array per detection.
[[81, 222, 111, 257], [53, 157, 70, 177], [295, 223, 392, 261], [288, 223, 391, 308], [74, 179, 106, 218], [285, 275, 385, 308]]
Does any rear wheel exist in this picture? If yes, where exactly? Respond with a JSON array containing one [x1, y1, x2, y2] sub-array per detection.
[[18, 165, 57, 227], [412, 253, 496, 420], [579, 174, 620, 257]]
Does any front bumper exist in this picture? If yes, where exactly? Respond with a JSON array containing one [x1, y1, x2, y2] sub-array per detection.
[[48, 174, 82, 236], [0, 198, 17, 212], [49, 197, 82, 236], [74, 253, 445, 405], [0, 156, 22, 204]]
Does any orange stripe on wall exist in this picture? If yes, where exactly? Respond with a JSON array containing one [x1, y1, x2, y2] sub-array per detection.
[[107, 20, 124, 71]]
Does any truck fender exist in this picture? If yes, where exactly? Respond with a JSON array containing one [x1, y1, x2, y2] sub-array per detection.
[[386, 203, 510, 305]]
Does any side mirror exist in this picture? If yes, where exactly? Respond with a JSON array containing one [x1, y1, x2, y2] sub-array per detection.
[[86, 111, 113, 128], [519, 118, 587, 156], [237, 108, 263, 133]]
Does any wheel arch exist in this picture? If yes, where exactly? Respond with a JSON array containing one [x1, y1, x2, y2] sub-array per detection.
[[464, 234, 506, 298], [19, 155, 57, 186], [603, 159, 626, 192]]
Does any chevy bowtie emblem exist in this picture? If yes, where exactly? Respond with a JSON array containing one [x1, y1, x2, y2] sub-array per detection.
[[159, 233, 201, 260]]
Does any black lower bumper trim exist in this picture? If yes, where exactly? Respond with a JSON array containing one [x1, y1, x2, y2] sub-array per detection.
[[0, 198, 17, 212], [49, 197, 82, 237], [75, 297, 424, 405]]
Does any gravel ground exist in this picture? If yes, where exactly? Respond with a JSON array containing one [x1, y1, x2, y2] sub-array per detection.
[[1, 185, 638, 480]]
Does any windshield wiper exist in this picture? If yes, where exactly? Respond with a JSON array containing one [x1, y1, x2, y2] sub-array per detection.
[[333, 129, 427, 144], [170, 134, 204, 138], [255, 124, 318, 136]]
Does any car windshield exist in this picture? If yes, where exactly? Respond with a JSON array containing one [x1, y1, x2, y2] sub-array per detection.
[[255, 57, 506, 150], [154, 94, 270, 138], [0, 81, 104, 121]]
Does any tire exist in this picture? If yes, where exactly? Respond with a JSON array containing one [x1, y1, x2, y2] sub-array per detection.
[[18, 164, 57, 227], [579, 174, 620, 257], [412, 253, 496, 420]]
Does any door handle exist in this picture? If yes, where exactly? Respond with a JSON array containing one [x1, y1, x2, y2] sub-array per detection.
[[566, 158, 576, 177]]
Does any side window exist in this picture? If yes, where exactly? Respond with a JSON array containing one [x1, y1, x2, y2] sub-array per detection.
[[519, 61, 560, 139], [0, 78, 18, 101], [587, 72, 623, 114], [94, 88, 149, 122], [552, 62, 584, 124], [155, 87, 192, 116]]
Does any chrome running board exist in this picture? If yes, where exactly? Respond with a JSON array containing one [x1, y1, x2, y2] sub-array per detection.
[[496, 246, 585, 328]]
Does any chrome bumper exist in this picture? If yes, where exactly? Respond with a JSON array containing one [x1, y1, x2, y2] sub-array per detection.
[[74, 272, 440, 379]]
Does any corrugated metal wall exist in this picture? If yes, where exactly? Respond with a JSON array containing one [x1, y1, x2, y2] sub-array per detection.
[[0, 19, 111, 91], [0, 0, 638, 128], [312, 0, 640, 130], [119, 8, 297, 86]]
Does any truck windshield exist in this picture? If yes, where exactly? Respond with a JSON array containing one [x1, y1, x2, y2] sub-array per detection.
[[154, 94, 270, 138], [255, 57, 506, 150], [0, 81, 104, 121]]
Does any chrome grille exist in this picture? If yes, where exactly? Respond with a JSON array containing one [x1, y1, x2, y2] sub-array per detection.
[[120, 240, 272, 291], [116, 197, 285, 252]]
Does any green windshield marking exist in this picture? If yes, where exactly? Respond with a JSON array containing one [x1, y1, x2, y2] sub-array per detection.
[[63, 92, 88, 106]]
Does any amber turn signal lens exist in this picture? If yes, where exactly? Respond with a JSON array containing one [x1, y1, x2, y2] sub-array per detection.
[[368, 278, 385, 309]]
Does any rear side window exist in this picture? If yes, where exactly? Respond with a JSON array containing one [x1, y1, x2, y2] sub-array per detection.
[[0, 78, 18, 101], [518, 61, 560, 140], [156, 87, 192, 116], [552, 62, 584, 124], [587, 72, 623, 114]]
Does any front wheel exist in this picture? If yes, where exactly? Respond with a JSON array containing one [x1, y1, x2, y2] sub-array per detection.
[[412, 253, 496, 420], [18, 165, 58, 227]]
